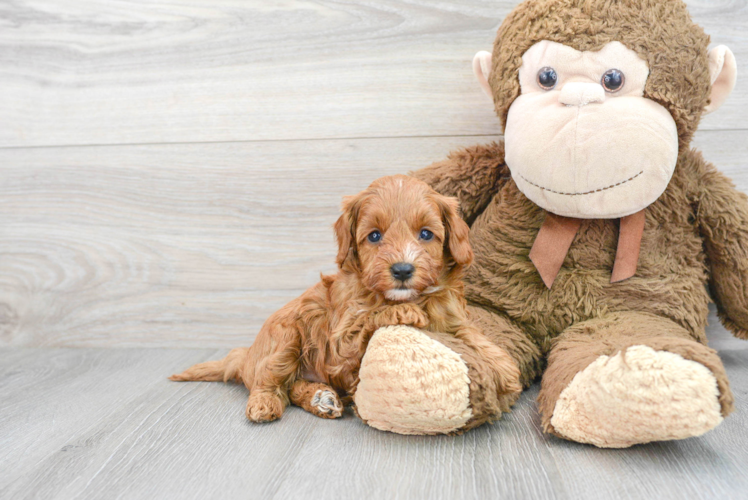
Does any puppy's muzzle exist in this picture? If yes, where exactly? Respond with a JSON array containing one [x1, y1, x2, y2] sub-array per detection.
[[390, 262, 415, 282]]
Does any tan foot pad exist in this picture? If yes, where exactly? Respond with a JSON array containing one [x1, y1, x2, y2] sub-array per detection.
[[551, 345, 723, 448], [355, 325, 472, 435]]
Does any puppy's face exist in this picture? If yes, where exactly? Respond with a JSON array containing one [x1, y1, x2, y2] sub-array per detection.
[[334, 176, 473, 302]]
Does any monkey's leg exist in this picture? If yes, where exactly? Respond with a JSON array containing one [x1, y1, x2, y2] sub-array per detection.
[[354, 305, 541, 434], [289, 380, 344, 419], [539, 311, 733, 448], [467, 305, 544, 389]]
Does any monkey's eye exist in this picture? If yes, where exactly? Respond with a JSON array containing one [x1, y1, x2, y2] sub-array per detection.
[[367, 230, 382, 243], [419, 229, 434, 241], [602, 69, 625, 93], [537, 67, 558, 90]]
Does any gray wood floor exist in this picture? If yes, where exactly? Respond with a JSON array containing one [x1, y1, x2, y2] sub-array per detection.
[[1, 311, 747, 499], [2, 1, 748, 499]]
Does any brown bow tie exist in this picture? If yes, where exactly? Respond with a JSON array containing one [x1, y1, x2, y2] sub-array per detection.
[[529, 210, 646, 288]]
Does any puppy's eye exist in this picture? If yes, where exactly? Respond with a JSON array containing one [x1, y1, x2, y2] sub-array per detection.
[[602, 69, 625, 93], [419, 229, 434, 241], [367, 230, 382, 243], [537, 67, 558, 90]]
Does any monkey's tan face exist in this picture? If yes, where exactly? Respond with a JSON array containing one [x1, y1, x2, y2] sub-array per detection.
[[505, 41, 679, 219]]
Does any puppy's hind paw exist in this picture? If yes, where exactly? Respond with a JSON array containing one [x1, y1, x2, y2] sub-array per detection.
[[311, 390, 343, 419]]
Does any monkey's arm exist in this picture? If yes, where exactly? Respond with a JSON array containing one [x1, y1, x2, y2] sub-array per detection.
[[694, 153, 748, 339], [410, 141, 508, 224]]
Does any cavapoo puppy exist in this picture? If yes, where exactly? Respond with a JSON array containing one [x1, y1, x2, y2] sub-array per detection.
[[170, 175, 520, 422]]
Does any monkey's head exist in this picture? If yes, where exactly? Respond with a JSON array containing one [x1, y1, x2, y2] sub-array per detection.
[[473, 0, 737, 219]]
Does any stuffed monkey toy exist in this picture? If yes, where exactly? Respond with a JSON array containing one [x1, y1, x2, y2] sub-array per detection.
[[352, 0, 742, 448]]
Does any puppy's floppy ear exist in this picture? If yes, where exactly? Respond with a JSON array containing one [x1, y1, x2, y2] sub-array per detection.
[[434, 194, 473, 267], [334, 194, 363, 268]]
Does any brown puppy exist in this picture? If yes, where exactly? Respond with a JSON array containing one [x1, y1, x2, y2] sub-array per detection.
[[170, 175, 520, 422]]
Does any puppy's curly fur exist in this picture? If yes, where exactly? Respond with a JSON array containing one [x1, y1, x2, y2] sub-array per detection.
[[170, 175, 520, 422]]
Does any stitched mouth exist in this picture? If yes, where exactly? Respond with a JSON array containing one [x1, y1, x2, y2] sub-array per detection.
[[518, 170, 644, 196]]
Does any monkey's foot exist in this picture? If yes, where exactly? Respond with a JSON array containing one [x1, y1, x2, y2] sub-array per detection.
[[354, 326, 473, 435], [550, 345, 723, 448]]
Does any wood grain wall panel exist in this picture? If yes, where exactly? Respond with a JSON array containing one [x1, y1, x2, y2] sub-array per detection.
[[1, 130, 745, 347], [0, 1, 744, 148], [0, 135, 489, 346]]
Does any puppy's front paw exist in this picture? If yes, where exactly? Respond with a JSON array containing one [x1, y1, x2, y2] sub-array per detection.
[[246, 392, 284, 422], [311, 390, 343, 419], [403, 306, 429, 329], [382, 303, 429, 329]]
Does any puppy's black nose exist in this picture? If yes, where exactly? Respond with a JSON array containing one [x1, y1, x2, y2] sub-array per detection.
[[391, 262, 415, 281]]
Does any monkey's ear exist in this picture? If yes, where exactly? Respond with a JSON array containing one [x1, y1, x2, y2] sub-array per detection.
[[334, 195, 361, 268], [704, 45, 737, 115], [472, 51, 493, 99]]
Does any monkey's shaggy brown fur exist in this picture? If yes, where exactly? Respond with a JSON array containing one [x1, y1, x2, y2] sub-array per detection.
[[402, 0, 748, 439]]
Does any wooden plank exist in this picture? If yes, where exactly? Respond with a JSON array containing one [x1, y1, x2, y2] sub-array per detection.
[[1, 130, 745, 347], [0, 347, 326, 499], [272, 386, 565, 500], [0, 348, 222, 497], [0, 135, 482, 347], [0, 1, 745, 148], [1, 318, 747, 500]]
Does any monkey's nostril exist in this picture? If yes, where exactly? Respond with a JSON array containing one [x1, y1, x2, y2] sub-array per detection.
[[390, 262, 415, 281]]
